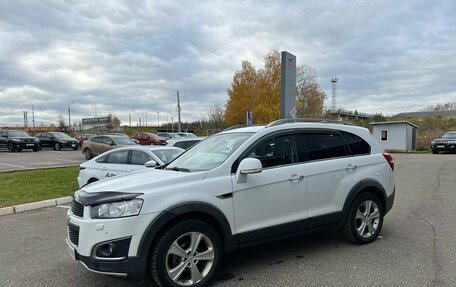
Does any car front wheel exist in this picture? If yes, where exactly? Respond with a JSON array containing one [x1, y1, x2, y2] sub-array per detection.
[[84, 149, 93, 160], [342, 192, 384, 244], [431, 149, 438, 154], [7, 142, 16, 152], [151, 220, 222, 287], [53, 143, 61, 151]]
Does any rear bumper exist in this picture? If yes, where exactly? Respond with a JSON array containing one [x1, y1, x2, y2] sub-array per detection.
[[385, 187, 395, 215]]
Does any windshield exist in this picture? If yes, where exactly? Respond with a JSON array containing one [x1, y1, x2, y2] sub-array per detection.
[[442, 132, 456, 139], [53, 132, 72, 139], [167, 132, 253, 172], [151, 149, 184, 164], [7, 131, 30, 137], [113, 137, 136, 145]]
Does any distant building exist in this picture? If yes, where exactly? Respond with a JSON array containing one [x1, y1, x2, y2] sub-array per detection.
[[370, 121, 419, 151], [396, 110, 456, 118]]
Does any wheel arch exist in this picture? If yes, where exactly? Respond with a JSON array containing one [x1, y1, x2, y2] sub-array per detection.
[[138, 202, 237, 268], [341, 179, 387, 225]]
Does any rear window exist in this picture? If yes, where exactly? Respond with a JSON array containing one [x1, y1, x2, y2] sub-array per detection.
[[341, 131, 371, 155]]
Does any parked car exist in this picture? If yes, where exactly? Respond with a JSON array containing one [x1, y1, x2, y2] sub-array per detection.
[[166, 137, 205, 150], [106, 133, 140, 144], [77, 146, 184, 187], [157, 132, 184, 140], [0, 130, 40, 152], [431, 131, 456, 154], [67, 119, 395, 286], [81, 135, 137, 160], [75, 134, 96, 146], [35, 132, 79, 151], [131, 132, 167, 145], [177, 132, 198, 138]]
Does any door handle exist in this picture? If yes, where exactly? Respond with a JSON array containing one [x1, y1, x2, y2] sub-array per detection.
[[288, 174, 304, 182], [345, 164, 358, 171]]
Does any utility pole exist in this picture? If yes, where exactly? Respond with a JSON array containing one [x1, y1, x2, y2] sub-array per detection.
[[129, 113, 131, 127], [68, 101, 75, 128], [157, 111, 160, 127], [145, 111, 148, 127], [176, 91, 182, 132], [23, 111, 28, 132], [331, 76, 338, 111], [28, 102, 35, 129]]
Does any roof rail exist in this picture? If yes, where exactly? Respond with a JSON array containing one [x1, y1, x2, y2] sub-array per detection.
[[266, 118, 354, 127], [223, 124, 261, 132]]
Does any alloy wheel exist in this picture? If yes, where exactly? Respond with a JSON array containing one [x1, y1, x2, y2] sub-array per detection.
[[355, 200, 380, 238]]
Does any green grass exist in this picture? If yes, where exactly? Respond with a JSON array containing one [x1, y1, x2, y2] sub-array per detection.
[[0, 166, 79, 208]]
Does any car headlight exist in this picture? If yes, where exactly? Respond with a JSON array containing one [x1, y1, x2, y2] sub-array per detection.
[[90, 199, 143, 219], [11, 138, 21, 142], [59, 140, 67, 143], [431, 141, 435, 145], [448, 140, 456, 144]]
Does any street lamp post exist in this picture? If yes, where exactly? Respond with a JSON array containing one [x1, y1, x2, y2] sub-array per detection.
[[68, 101, 75, 128], [27, 102, 35, 129]]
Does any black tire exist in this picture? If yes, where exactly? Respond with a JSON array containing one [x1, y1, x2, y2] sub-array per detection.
[[342, 192, 384, 244], [7, 142, 16, 152], [33, 147, 39, 152], [72, 146, 79, 151], [84, 148, 93, 160], [431, 149, 438, 154], [53, 143, 61, 151], [16, 147, 22, 152], [151, 220, 223, 287]]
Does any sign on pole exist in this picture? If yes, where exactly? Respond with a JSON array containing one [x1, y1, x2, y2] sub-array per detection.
[[246, 111, 253, 125], [280, 51, 297, 119]]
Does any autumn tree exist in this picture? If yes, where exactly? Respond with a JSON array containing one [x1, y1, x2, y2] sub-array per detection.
[[111, 115, 121, 127], [295, 65, 326, 118], [226, 49, 326, 125]]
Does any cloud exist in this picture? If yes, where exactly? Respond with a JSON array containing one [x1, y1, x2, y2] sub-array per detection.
[[0, 0, 455, 127]]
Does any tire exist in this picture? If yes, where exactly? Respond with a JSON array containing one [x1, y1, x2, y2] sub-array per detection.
[[342, 192, 384, 244], [16, 147, 22, 152], [151, 220, 223, 287], [53, 143, 61, 151], [72, 146, 79, 151], [7, 142, 16, 152], [33, 147, 39, 152], [431, 149, 438, 154], [84, 148, 93, 160]]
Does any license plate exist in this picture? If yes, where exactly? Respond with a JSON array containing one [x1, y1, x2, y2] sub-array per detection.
[[66, 240, 76, 261], [26, 144, 34, 146], [437, 145, 444, 148], [71, 144, 75, 147]]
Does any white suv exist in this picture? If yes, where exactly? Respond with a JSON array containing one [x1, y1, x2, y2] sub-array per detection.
[[66, 119, 395, 287]]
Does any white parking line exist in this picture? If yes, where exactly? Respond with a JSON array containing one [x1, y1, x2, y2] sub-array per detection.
[[55, 159, 83, 163], [0, 162, 26, 168]]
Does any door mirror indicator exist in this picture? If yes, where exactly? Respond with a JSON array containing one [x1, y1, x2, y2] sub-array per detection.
[[236, 158, 262, 183]]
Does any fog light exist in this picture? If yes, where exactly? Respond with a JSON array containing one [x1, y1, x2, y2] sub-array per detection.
[[98, 243, 114, 257]]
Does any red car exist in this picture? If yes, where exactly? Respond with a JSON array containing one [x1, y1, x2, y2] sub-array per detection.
[[74, 134, 96, 146], [131, 132, 167, 145]]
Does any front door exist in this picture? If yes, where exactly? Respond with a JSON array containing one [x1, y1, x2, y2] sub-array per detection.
[[231, 133, 308, 242]]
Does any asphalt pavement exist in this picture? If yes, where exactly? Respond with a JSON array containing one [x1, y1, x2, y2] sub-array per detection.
[[0, 153, 455, 286], [0, 149, 84, 171]]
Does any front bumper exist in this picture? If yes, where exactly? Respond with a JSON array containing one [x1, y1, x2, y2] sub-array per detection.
[[66, 207, 158, 279], [61, 142, 79, 149], [14, 142, 39, 149], [432, 144, 456, 152]]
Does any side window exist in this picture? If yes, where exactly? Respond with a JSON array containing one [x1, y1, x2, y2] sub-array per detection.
[[106, 150, 129, 164], [101, 137, 112, 145], [304, 132, 347, 161], [246, 134, 298, 168], [95, 154, 108, 163], [91, 137, 101, 143], [131, 150, 152, 165], [341, 131, 371, 155]]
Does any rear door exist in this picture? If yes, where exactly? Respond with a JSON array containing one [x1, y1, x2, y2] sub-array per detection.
[[0, 131, 6, 148]]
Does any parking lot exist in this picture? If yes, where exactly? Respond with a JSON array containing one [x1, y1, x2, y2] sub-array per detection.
[[0, 149, 84, 172], [0, 153, 455, 286]]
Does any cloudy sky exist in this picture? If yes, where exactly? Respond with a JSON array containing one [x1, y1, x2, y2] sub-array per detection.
[[1, 0, 455, 127]]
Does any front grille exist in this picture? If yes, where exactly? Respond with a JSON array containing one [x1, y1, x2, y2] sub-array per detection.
[[68, 224, 79, 246], [71, 200, 84, 218]]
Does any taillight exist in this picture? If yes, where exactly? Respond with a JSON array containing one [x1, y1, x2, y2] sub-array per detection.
[[383, 153, 394, 171]]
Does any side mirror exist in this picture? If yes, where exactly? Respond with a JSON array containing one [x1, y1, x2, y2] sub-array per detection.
[[144, 160, 157, 168], [1, 135, 7, 138], [236, 158, 262, 183], [106, 141, 114, 146], [50, 136, 55, 140]]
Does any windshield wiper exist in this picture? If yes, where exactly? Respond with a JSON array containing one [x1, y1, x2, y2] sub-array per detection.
[[166, 166, 190, 172]]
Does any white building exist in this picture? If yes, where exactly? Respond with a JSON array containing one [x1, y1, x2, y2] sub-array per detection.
[[370, 121, 419, 151]]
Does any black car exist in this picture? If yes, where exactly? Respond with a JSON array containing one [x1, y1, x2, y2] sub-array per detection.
[[35, 132, 79, 151], [431, 131, 456, 154], [0, 130, 40, 152]]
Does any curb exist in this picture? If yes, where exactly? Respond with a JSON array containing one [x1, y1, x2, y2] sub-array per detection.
[[0, 196, 72, 216]]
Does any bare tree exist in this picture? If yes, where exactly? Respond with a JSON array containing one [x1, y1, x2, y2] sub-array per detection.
[[58, 115, 68, 132], [295, 65, 326, 118], [207, 105, 225, 129]]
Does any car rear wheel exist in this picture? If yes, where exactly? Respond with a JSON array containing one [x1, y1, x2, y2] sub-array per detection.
[[151, 220, 222, 287], [84, 148, 93, 160], [431, 149, 438, 154], [53, 143, 61, 151], [342, 192, 384, 244], [72, 146, 78, 151]]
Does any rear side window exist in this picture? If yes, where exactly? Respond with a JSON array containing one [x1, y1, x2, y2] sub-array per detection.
[[304, 132, 347, 161], [341, 131, 371, 155]]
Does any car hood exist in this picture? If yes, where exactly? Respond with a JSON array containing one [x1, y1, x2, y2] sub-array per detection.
[[81, 168, 207, 194]]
